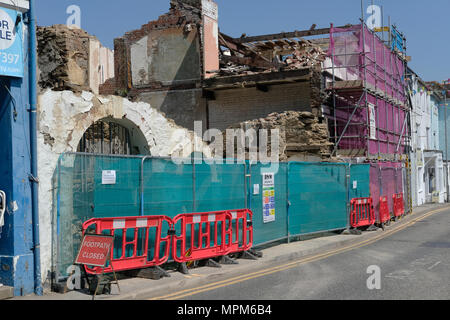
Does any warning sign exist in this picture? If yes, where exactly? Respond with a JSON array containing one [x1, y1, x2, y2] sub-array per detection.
[[262, 172, 276, 223], [75, 234, 114, 267]]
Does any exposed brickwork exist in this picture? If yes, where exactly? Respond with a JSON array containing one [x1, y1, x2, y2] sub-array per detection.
[[98, 78, 117, 96]]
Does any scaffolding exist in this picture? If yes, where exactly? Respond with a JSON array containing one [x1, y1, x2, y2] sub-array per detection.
[[324, 22, 412, 161], [322, 20, 413, 218]]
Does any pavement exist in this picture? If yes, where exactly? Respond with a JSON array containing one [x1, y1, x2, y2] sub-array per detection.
[[10, 203, 450, 300]]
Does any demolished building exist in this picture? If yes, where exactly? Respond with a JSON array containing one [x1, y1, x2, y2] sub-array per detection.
[[101, 0, 412, 221], [32, 0, 414, 289]]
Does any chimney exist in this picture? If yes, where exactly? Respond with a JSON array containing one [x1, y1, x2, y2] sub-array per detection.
[[171, 0, 219, 78], [200, 0, 219, 78]]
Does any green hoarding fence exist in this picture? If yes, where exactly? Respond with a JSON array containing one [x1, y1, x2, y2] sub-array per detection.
[[288, 162, 348, 237], [54, 153, 370, 279]]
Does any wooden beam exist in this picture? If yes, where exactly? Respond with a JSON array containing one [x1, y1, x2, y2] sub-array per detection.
[[233, 25, 353, 44], [203, 68, 311, 89]]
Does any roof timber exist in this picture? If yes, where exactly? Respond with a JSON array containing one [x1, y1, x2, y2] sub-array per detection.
[[232, 25, 353, 44]]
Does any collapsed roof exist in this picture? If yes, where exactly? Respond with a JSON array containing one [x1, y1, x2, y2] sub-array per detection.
[[216, 31, 328, 77]]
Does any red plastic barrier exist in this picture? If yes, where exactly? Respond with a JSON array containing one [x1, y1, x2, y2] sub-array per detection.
[[82, 215, 173, 274], [393, 193, 405, 217], [379, 196, 390, 224], [171, 211, 233, 264], [350, 197, 375, 228], [228, 209, 253, 254]]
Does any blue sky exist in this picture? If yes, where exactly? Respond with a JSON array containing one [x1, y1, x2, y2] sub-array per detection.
[[36, 0, 449, 82]]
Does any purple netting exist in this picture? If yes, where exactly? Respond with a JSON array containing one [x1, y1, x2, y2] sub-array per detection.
[[328, 24, 408, 156], [370, 162, 403, 221]]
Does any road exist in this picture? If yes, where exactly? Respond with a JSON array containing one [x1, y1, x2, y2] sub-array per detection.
[[175, 208, 450, 300]]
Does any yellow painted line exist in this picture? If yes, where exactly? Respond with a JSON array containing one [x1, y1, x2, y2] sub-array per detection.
[[149, 206, 449, 300]]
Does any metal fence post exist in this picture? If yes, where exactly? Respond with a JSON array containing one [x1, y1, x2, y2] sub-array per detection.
[[287, 162, 290, 244], [140, 156, 151, 216], [346, 164, 351, 230], [192, 155, 196, 212]]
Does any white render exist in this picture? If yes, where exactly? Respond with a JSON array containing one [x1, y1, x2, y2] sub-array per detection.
[[409, 74, 446, 207]]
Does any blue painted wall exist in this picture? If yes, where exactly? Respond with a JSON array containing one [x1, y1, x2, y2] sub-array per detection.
[[0, 22, 35, 295]]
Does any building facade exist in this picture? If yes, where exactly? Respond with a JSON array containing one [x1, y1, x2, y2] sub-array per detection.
[[0, 0, 36, 296], [408, 71, 446, 206]]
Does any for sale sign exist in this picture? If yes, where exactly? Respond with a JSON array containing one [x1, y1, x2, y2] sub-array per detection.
[[0, 7, 23, 78], [75, 234, 114, 267]]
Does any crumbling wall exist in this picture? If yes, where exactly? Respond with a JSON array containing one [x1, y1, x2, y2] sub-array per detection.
[[36, 89, 211, 283], [37, 25, 90, 91], [225, 111, 333, 162], [37, 25, 114, 94], [111, 0, 205, 94]]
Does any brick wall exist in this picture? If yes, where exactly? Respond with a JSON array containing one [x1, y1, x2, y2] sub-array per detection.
[[207, 82, 311, 131]]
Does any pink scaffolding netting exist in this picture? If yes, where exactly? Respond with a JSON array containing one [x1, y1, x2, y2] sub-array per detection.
[[327, 24, 409, 155]]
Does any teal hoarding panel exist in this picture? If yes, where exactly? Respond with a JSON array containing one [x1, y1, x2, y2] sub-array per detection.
[[56, 154, 370, 277], [0, 7, 24, 78], [349, 164, 371, 199], [288, 163, 348, 236], [249, 163, 288, 246], [194, 161, 247, 213], [93, 156, 141, 218], [142, 158, 194, 218]]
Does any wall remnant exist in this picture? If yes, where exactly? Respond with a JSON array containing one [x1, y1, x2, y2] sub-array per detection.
[[37, 25, 114, 94], [36, 20, 211, 286], [37, 89, 211, 283]]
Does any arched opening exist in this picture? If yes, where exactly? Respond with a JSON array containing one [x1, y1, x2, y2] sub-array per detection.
[[54, 118, 151, 277], [76, 117, 150, 156]]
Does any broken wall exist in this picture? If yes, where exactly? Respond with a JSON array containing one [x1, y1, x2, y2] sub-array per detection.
[[36, 20, 211, 285], [37, 89, 211, 284], [37, 25, 114, 94], [225, 111, 332, 162], [105, 0, 219, 130]]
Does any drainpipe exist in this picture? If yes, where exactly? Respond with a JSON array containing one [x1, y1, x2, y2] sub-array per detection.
[[444, 81, 449, 202], [28, 0, 43, 295]]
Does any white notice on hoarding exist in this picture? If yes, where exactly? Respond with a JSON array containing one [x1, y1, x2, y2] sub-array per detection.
[[253, 184, 260, 195], [368, 103, 377, 140], [102, 170, 116, 185]]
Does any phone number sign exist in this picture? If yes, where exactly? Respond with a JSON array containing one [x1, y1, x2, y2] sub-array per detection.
[[0, 7, 23, 78]]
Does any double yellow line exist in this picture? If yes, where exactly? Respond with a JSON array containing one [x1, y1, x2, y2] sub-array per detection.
[[149, 206, 449, 300]]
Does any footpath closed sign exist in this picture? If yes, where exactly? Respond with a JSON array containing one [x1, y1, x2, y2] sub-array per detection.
[[75, 234, 114, 267], [0, 7, 23, 78]]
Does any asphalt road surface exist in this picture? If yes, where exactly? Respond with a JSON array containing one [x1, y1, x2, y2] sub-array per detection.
[[180, 208, 450, 300]]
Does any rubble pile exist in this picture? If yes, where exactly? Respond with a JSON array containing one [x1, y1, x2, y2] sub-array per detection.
[[223, 111, 333, 161], [217, 57, 273, 77], [217, 37, 327, 77], [283, 42, 327, 70]]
